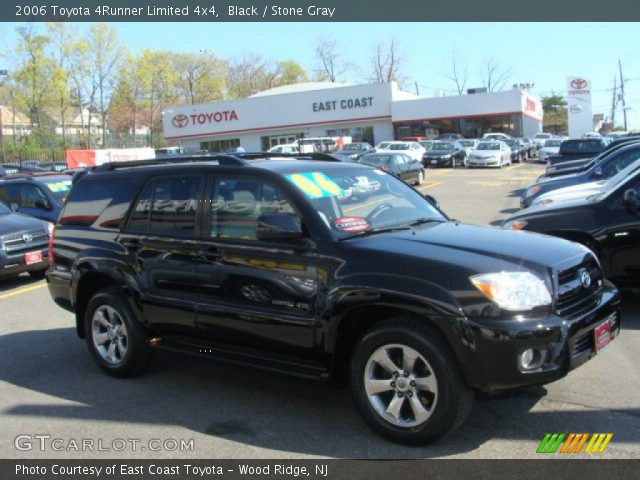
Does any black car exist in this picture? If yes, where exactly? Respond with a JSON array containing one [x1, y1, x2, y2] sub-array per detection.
[[359, 152, 424, 185], [505, 166, 640, 287], [47, 153, 620, 445], [0, 200, 50, 279], [504, 139, 526, 162], [521, 143, 640, 208], [422, 141, 466, 167], [332, 142, 373, 162], [547, 139, 607, 167], [543, 138, 640, 179], [0, 173, 72, 223]]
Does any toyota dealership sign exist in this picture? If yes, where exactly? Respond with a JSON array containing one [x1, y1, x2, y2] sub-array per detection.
[[567, 76, 592, 137]]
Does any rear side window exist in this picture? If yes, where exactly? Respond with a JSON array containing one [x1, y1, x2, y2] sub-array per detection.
[[60, 177, 136, 229], [128, 176, 203, 235]]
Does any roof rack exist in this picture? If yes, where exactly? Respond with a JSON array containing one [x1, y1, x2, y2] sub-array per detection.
[[93, 154, 249, 172]]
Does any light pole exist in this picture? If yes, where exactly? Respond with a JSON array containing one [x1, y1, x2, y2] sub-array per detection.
[[0, 69, 8, 160]]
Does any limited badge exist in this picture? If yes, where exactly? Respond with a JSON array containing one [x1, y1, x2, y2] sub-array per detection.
[[333, 216, 371, 233]]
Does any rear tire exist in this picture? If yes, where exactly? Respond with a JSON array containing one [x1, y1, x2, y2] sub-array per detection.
[[415, 170, 425, 186], [350, 317, 473, 445], [84, 288, 155, 377]]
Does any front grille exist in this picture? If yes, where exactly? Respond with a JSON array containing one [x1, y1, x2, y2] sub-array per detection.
[[1, 229, 48, 253], [555, 256, 602, 318], [572, 330, 593, 356]]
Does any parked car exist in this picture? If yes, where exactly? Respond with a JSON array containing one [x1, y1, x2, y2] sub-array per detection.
[[155, 146, 185, 156], [419, 140, 435, 152], [435, 133, 464, 140], [458, 139, 478, 159], [375, 141, 425, 162], [0, 173, 72, 223], [332, 142, 373, 162], [543, 137, 640, 178], [267, 144, 299, 154], [538, 139, 563, 163], [546, 138, 607, 167], [504, 139, 527, 162], [532, 133, 554, 150], [421, 141, 467, 167], [520, 138, 535, 158], [504, 164, 640, 287], [359, 152, 424, 185], [467, 141, 512, 168], [46, 153, 620, 445], [482, 133, 512, 141], [520, 142, 640, 208], [0, 200, 50, 280]]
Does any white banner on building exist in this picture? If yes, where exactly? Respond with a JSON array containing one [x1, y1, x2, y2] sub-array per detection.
[[567, 77, 593, 138]]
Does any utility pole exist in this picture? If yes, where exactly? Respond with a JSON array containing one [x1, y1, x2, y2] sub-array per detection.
[[610, 76, 617, 129], [619, 59, 628, 131]]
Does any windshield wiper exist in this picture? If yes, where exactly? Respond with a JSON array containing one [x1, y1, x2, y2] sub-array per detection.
[[339, 218, 442, 240]]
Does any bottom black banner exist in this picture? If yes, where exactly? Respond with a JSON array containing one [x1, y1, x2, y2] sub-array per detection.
[[2, 459, 639, 480]]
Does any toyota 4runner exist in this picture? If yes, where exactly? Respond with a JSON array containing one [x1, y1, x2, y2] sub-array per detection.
[[47, 153, 621, 445]]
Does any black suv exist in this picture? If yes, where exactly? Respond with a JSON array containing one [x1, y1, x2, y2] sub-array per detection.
[[47, 154, 621, 445]]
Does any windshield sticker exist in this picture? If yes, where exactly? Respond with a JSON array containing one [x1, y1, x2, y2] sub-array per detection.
[[333, 216, 371, 233], [286, 172, 345, 199], [46, 181, 72, 193]]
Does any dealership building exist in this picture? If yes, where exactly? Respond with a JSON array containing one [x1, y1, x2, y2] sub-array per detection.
[[162, 81, 543, 151]]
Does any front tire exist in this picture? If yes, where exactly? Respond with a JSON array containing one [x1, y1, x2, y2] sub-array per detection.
[[415, 170, 425, 186], [350, 318, 473, 445], [84, 288, 154, 377]]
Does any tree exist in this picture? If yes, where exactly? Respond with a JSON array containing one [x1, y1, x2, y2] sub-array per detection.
[[84, 23, 124, 147], [313, 37, 354, 82], [445, 49, 469, 95], [479, 58, 513, 92], [274, 60, 309, 87], [542, 93, 568, 134], [226, 56, 308, 98], [368, 38, 406, 85], [173, 50, 227, 105]]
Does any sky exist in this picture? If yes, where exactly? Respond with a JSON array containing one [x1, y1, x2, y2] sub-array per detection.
[[2, 22, 640, 129]]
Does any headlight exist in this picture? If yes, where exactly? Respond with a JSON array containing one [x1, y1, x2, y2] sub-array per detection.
[[525, 186, 541, 197], [470, 271, 552, 311], [503, 220, 528, 230]]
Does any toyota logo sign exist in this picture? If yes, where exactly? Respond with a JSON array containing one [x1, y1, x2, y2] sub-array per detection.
[[579, 269, 592, 289], [22, 233, 33, 243], [570, 78, 588, 90], [172, 114, 189, 128]]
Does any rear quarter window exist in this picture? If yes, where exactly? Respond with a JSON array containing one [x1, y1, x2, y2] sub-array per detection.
[[59, 176, 137, 229]]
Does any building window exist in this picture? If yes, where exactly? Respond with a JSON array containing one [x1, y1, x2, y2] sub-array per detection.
[[394, 114, 521, 139], [200, 138, 240, 152]]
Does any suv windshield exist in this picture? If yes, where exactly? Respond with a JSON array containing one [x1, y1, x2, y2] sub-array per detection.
[[285, 167, 446, 238], [545, 140, 562, 147], [477, 143, 500, 150], [342, 144, 362, 152], [388, 144, 410, 150]]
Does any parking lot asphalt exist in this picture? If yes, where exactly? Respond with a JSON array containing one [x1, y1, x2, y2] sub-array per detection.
[[1, 160, 638, 459]]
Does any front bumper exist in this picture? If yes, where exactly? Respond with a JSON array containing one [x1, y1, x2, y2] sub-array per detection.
[[468, 158, 500, 167], [423, 157, 452, 166], [458, 281, 621, 392], [0, 246, 49, 278]]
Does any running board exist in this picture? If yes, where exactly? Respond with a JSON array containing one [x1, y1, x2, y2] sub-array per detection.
[[150, 335, 331, 381]]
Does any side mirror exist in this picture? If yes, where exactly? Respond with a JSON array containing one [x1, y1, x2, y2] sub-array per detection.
[[424, 194, 439, 208], [34, 199, 52, 210], [10, 203, 19, 212], [623, 188, 638, 216], [594, 167, 603, 177], [256, 213, 303, 242]]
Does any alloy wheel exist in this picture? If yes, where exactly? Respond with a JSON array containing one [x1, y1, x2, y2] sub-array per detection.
[[91, 305, 129, 365], [364, 343, 438, 427]]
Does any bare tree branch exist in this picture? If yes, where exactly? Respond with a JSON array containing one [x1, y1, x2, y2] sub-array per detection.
[[313, 37, 355, 82], [367, 38, 406, 85], [480, 58, 513, 92], [445, 49, 469, 95]]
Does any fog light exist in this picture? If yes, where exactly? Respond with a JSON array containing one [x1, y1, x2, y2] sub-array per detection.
[[518, 348, 546, 371]]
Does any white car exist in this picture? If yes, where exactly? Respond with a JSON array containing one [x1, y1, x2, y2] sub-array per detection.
[[268, 144, 299, 154], [532, 133, 554, 150], [531, 157, 640, 208], [482, 133, 512, 141], [458, 139, 478, 158], [538, 139, 563, 163], [375, 141, 425, 162], [467, 141, 512, 168]]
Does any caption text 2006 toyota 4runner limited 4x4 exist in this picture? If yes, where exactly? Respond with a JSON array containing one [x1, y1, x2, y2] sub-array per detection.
[[46, 153, 621, 445]]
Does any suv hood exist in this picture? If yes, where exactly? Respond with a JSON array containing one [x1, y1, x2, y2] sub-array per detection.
[[353, 221, 584, 273], [534, 180, 606, 204], [0, 213, 48, 236]]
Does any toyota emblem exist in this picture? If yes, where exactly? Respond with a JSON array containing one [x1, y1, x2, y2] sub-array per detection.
[[579, 269, 591, 289], [22, 233, 33, 243], [570, 78, 588, 90], [172, 114, 189, 128]]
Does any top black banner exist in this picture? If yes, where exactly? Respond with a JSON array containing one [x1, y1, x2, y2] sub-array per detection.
[[3, 0, 640, 22]]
